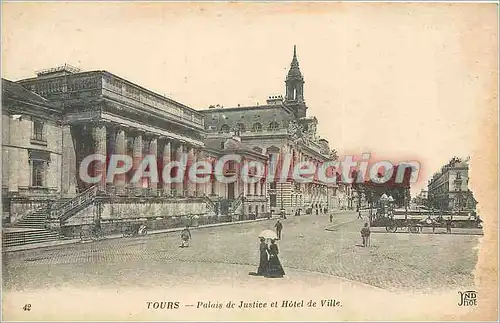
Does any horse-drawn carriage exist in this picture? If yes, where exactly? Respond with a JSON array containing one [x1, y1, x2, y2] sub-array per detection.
[[370, 207, 482, 233]]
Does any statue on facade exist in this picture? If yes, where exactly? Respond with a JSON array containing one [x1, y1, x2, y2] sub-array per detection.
[[329, 149, 339, 161], [287, 120, 305, 144]]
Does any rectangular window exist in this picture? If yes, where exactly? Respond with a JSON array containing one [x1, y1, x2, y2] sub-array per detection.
[[31, 160, 45, 187], [270, 194, 277, 207], [33, 120, 45, 141]]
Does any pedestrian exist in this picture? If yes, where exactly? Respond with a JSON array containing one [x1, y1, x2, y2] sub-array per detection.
[[357, 208, 363, 219], [180, 225, 192, 247], [275, 219, 283, 240], [360, 223, 371, 247], [257, 237, 269, 276], [329, 213, 333, 223], [446, 217, 452, 234], [267, 239, 285, 278]]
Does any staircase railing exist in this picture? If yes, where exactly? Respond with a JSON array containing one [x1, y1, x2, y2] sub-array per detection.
[[230, 193, 244, 213], [51, 185, 98, 223], [203, 194, 217, 213]]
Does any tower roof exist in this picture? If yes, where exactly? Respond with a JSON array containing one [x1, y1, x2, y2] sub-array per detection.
[[286, 45, 303, 80]]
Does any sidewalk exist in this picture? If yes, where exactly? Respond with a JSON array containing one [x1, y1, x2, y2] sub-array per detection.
[[3, 216, 276, 253]]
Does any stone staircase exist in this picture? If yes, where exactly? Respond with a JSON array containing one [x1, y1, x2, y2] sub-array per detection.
[[2, 228, 61, 248], [3, 187, 97, 248]]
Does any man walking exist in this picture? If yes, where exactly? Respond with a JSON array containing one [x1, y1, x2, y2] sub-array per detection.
[[357, 207, 363, 219], [275, 219, 283, 240], [361, 223, 371, 247], [446, 217, 452, 234]]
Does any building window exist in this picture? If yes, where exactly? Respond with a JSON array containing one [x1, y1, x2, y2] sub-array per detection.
[[32, 120, 45, 141], [268, 121, 279, 131], [270, 194, 277, 207], [31, 160, 46, 187], [220, 124, 230, 133], [236, 123, 246, 133], [252, 123, 262, 132]]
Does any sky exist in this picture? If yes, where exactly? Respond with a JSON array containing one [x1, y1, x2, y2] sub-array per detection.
[[2, 2, 497, 195]]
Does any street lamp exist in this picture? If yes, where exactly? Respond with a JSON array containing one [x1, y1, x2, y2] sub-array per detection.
[[280, 180, 284, 217]]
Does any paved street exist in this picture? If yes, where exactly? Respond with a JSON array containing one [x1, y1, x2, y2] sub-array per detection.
[[3, 211, 479, 292]]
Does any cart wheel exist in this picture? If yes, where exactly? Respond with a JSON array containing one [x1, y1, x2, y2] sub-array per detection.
[[386, 224, 397, 233], [409, 226, 419, 234]]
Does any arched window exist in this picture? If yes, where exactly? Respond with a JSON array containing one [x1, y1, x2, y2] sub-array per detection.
[[268, 121, 279, 131], [220, 124, 230, 133], [252, 123, 262, 132], [236, 123, 246, 133]]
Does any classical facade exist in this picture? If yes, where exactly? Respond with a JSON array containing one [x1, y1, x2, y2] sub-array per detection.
[[427, 157, 477, 211], [3, 65, 212, 238], [3, 48, 342, 246], [200, 47, 340, 216]]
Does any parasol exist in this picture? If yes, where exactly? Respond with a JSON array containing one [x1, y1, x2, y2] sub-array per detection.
[[259, 229, 278, 240]]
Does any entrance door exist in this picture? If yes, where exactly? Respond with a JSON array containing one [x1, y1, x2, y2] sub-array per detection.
[[227, 182, 235, 200]]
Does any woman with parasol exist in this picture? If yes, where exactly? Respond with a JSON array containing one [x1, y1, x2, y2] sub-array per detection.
[[257, 229, 276, 276]]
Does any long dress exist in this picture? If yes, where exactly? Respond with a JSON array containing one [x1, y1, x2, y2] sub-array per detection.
[[257, 242, 269, 276], [268, 243, 285, 278]]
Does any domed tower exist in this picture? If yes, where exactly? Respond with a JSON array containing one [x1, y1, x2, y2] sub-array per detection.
[[285, 46, 307, 118]]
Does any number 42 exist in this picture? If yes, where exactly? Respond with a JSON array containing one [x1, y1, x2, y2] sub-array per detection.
[[23, 304, 31, 311]]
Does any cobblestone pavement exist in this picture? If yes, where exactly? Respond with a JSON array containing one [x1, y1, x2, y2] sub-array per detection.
[[3, 212, 478, 292]]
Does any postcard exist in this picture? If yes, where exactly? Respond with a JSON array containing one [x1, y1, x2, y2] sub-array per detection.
[[2, 2, 498, 321]]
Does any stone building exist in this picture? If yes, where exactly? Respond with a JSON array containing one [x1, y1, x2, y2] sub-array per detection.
[[427, 157, 477, 211], [2, 48, 341, 246], [3, 65, 211, 243], [203, 136, 268, 220], [200, 46, 339, 216], [2, 79, 63, 224]]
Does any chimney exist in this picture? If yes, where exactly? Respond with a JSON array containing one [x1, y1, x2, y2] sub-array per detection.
[[266, 95, 283, 105]]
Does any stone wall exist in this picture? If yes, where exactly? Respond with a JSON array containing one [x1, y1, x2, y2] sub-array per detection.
[[61, 197, 211, 238]]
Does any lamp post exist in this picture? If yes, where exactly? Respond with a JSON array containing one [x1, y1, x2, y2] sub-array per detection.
[[280, 181, 284, 217]]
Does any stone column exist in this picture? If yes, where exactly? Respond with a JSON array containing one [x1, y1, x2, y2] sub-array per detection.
[[175, 142, 184, 197], [162, 139, 172, 196], [61, 125, 77, 196], [187, 146, 195, 197], [114, 127, 126, 194], [148, 136, 158, 191], [92, 122, 107, 191], [195, 150, 205, 197], [132, 132, 143, 194]]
